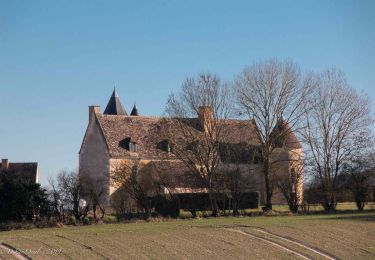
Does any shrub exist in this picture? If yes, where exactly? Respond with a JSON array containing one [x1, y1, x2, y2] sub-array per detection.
[[178, 193, 211, 211], [151, 195, 180, 218], [236, 192, 259, 209], [151, 192, 259, 218], [177, 192, 259, 211], [66, 216, 77, 225], [102, 215, 118, 223], [82, 217, 90, 225]]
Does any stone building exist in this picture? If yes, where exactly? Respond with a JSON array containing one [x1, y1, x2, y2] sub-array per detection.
[[0, 158, 39, 183], [79, 89, 303, 206]]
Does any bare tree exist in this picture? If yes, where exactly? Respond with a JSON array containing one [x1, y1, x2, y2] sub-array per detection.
[[217, 142, 260, 215], [274, 162, 303, 213], [48, 177, 62, 221], [163, 73, 233, 216], [111, 159, 157, 219], [56, 170, 81, 219], [300, 69, 373, 212], [110, 186, 132, 219], [341, 154, 374, 211], [80, 175, 108, 221], [235, 59, 312, 210]]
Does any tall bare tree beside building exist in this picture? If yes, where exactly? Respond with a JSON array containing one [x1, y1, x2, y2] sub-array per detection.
[[111, 159, 158, 218], [56, 170, 81, 219], [341, 152, 375, 211], [300, 69, 373, 212], [80, 174, 108, 220], [235, 59, 313, 210], [163, 73, 233, 216], [274, 161, 303, 212]]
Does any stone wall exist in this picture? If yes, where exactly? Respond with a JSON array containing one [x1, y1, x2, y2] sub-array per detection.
[[107, 156, 303, 206], [79, 115, 111, 203], [269, 147, 304, 205], [79, 111, 303, 208]]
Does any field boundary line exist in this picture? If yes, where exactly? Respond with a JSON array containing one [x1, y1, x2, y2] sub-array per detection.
[[55, 234, 109, 259], [224, 228, 312, 260], [0, 242, 31, 260], [251, 228, 337, 260]]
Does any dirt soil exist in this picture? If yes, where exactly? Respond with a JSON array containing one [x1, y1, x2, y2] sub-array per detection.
[[0, 212, 374, 259]]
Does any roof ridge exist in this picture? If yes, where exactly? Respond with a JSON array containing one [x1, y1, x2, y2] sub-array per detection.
[[5, 162, 38, 164], [101, 114, 162, 119], [99, 115, 257, 122]]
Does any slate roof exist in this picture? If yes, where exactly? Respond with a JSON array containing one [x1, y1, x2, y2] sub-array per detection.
[[130, 104, 139, 116], [97, 115, 167, 158], [103, 89, 128, 115], [271, 121, 302, 149], [0, 162, 38, 183], [95, 114, 262, 159]]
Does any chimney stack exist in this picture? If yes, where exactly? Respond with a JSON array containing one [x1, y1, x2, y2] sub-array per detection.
[[89, 105, 100, 123], [1, 159, 9, 170], [198, 106, 213, 133]]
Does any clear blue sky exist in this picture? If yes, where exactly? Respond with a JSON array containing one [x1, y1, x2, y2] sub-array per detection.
[[1, 0, 374, 186]]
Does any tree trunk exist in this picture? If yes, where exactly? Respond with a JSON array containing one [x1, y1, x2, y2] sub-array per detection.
[[288, 192, 298, 213], [263, 159, 273, 210], [232, 200, 239, 216], [93, 204, 97, 220], [99, 204, 106, 219], [54, 204, 61, 222], [82, 204, 90, 218], [143, 197, 151, 219], [356, 200, 364, 211], [208, 178, 219, 216], [322, 191, 336, 212], [73, 193, 80, 219]]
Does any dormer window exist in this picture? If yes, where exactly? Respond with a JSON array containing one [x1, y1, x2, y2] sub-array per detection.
[[157, 139, 174, 154], [119, 137, 138, 152]]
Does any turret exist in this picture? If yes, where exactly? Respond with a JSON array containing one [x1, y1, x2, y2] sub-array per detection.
[[103, 88, 127, 115], [130, 103, 140, 116]]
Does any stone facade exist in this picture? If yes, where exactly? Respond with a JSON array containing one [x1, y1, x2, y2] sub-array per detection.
[[79, 91, 303, 206]]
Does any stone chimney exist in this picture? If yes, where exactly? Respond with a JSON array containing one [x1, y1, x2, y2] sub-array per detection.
[[1, 159, 9, 170], [198, 106, 213, 133], [89, 105, 100, 123]]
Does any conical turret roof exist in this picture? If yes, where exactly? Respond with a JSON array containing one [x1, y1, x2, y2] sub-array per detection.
[[130, 103, 139, 116], [103, 88, 127, 115]]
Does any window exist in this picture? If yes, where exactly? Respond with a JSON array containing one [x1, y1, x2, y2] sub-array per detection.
[[157, 139, 174, 153], [119, 138, 137, 152], [129, 141, 137, 152]]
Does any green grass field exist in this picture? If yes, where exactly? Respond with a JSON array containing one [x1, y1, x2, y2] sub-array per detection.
[[0, 209, 374, 259], [178, 202, 375, 218]]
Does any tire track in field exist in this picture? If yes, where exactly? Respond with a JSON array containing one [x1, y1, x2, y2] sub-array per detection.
[[251, 228, 338, 260], [56, 234, 110, 259], [0, 242, 31, 260], [230, 224, 339, 260], [225, 228, 312, 260]]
